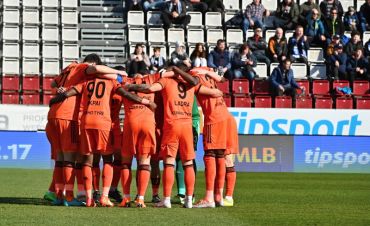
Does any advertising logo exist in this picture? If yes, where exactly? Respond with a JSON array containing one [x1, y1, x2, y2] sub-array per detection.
[[294, 136, 370, 173]]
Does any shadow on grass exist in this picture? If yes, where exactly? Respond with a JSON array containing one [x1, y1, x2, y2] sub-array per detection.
[[0, 197, 50, 205]]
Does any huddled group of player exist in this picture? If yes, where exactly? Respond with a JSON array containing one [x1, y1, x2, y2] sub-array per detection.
[[43, 53, 239, 208]]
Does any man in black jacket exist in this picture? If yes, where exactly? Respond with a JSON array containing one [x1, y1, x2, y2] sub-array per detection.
[[161, 0, 191, 29]]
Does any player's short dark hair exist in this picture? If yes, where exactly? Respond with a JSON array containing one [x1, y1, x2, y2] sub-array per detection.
[[83, 53, 103, 65]]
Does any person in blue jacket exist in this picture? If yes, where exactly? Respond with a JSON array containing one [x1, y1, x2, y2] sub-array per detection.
[[208, 39, 232, 79], [327, 44, 347, 81]]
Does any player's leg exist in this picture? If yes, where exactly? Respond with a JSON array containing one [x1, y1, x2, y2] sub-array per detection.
[[44, 122, 57, 202], [63, 152, 83, 206], [150, 158, 161, 203], [224, 154, 236, 207], [81, 154, 95, 207], [136, 154, 151, 208], [100, 154, 114, 207], [75, 153, 86, 201], [109, 151, 123, 203], [182, 159, 195, 208], [155, 156, 175, 208], [214, 149, 226, 206], [119, 155, 133, 207], [52, 151, 65, 205], [92, 154, 101, 203], [175, 152, 186, 204], [44, 163, 57, 202]]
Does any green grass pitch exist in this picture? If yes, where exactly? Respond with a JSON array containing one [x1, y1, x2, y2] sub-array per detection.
[[0, 169, 369, 226]]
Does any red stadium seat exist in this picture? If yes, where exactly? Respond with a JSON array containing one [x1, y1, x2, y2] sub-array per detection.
[[356, 97, 370, 109], [275, 96, 292, 108], [296, 80, 310, 96], [233, 95, 252, 107], [43, 92, 55, 105], [217, 80, 230, 94], [332, 80, 350, 96], [314, 96, 333, 109], [2, 75, 20, 91], [296, 96, 313, 108], [223, 94, 232, 107], [2, 91, 19, 104], [336, 96, 353, 109], [353, 81, 370, 96], [42, 75, 56, 91], [252, 79, 270, 95], [312, 80, 330, 96], [254, 95, 272, 108], [22, 92, 40, 105], [23, 75, 40, 92], [232, 79, 249, 94]]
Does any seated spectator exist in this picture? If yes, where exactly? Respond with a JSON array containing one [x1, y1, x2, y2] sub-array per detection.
[[346, 48, 369, 83], [274, 0, 299, 30], [345, 31, 363, 56], [243, 0, 270, 41], [320, 0, 343, 21], [202, 0, 224, 12], [364, 38, 370, 58], [360, 0, 370, 30], [305, 8, 326, 47], [288, 26, 309, 64], [143, 0, 166, 12], [326, 34, 342, 58], [170, 41, 192, 68], [268, 28, 288, 63], [344, 6, 366, 33], [208, 39, 232, 79], [149, 47, 167, 73], [299, 0, 321, 26], [161, 0, 191, 29], [247, 27, 270, 65], [232, 44, 257, 81], [269, 58, 305, 103], [324, 8, 345, 44], [190, 43, 208, 67], [184, 0, 208, 14], [327, 44, 347, 80], [129, 43, 150, 76]]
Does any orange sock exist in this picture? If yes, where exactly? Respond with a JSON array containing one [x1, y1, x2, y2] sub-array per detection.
[[63, 161, 75, 201], [102, 163, 113, 197], [215, 154, 226, 202], [111, 161, 121, 189], [225, 167, 236, 197], [82, 165, 93, 200], [121, 164, 132, 196], [75, 163, 85, 194], [204, 153, 216, 197], [163, 164, 174, 197], [137, 164, 150, 197], [54, 161, 64, 199], [92, 164, 100, 191], [184, 164, 195, 196], [48, 165, 56, 192]]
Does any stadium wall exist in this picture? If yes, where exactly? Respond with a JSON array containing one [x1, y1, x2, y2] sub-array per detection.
[[0, 105, 369, 173]]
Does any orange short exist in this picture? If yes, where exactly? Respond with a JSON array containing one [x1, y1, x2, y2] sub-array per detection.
[[80, 129, 111, 155], [203, 119, 228, 151], [108, 126, 122, 153], [45, 119, 79, 156], [151, 128, 163, 161], [122, 119, 156, 158], [225, 115, 239, 155], [161, 121, 195, 161]]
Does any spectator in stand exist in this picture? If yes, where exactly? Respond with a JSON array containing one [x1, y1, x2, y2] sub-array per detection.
[[320, 0, 343, 21], [345, 31, 363, 56], [170, 41, 192, 68], [299, 0, 321, 26], [268, 28, 288, 63], [202, 0, 224, 12], [143, 0, 167, 12], [344, 6, 366, 33], [327, 44, 347, 81], [184, 0, 208, 14], [129, 43, 150, 76], [190, 43, 208, 67], [208, 39, 232, 79], [274, 0, 299, 30], [360, 0, 370, 30], [346, 48, 369, 83], [288, 26, 309, 64], [247, 27, 270, 65], [149, 47, 167, 73], [232, 44, 257, 81], [305, 8, 326, 47], [269, 58, 305, 102], [324, 8, 345, 44], [127, 0, 143, 10], [326, 34, 342, 58], [161, 0, 191, 29], [364, 38, 370, 58], [243, 0, 270, 41]]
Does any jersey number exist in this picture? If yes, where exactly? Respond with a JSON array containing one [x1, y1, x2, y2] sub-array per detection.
[[87, 81, 106, 99], [177, 83, 187, 99]]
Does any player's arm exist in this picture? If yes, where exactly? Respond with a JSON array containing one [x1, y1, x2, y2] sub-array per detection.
[[86, 65, 128, 77], [172, 66, 199, 86], [125, 82, 163, 93], [116, 87, 157, 111], [198, 86, 223, 98], [159, 68, 176, 78], [204, 70, 226, 82], [49, 87, 79, 106]]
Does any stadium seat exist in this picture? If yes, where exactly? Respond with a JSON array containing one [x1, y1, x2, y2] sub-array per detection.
[[254, 95, 272, 108], [42, 43, 60, 59], [254, 63, 268, 79], [167, 28, 185, 45], [128, 27, 146, 44], [275, 96, 292, 108], [353, 81, 370, 96], [3, 8, 20, 24], [187, 28, 204, 45], [3, 0, 20, 7], [262, 0, 278, 11], [42, 25, 59, 42], [335, 96, 353, 109], [2, 58, 20, 75], [205, 12, 223, 28], [23, 43, 40, 58], [232, 79, 249, 94], [226, 29, 243, 45], [23, 0, 39, 7], [340, 0, 355, 12], [296, 80, 310, 96], [332, 80, 350, 96], [356, 97, 370, 109], [217, 80, 230, 94], [23, 58, 40, 75], [312, 80, 330, 96], [309, 63, 327, 79], [22, 75, 40, 92], [223, 95, 232, 107], [363, 31, 370, 45], [233, 95, 252, 107], [291, 63, 308, 80], [2, 75, 20, 91], [42, 0, 58, 7], [147, 11, 163, 27], [295, 96, 313, 109], [2, 25, 20, 41], [223, 0, 240, 11], [80, 11, 124, 24], [63, 58, 78, 69], [207, 29, 224, 45], [42, 8, 59, 25], [252, 79, 270, 95], [62, 44, 79, 59], [265, 30, 276, 43], [148, 28, 165, 45], [314, 96, 333, 109], [285, 30, 294, 41], [22, 92, 40, 105], [61, 0, 78, 8], [62, 25, 79, 42], [307, 48, 325, 63], [187, 12, 203, 28], [22, 25, 40, 41], [269, 62, 279, 74], [42, 58, 60, 76], [344, 31, 351, 39], [2, 91, 20, 104], [2, 42, 20, 58], [247, 30, 254, 39], [224, 12, 238, 27], [42, 76, 56, 91], [242, 0, 253, 10], [61, 9, 78, 25], [23, 8, 40, 25]]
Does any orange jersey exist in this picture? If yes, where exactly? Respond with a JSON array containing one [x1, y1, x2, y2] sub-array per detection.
[[48, 63, 90, 121], [110, 93, 123, 129], [157, 77, 195, 125], [75, 78, 120, 131], [190, 67, 229, 125]]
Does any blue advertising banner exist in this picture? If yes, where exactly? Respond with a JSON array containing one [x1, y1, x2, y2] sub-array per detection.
[[0, 131, 52, 169], [294, 136, 370, 173]]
